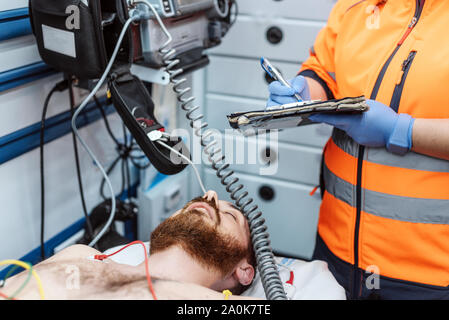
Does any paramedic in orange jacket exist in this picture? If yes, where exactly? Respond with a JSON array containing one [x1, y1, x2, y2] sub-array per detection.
[[266, 0, 449, 299]]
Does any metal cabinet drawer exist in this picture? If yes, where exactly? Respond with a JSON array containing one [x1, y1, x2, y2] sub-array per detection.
[[203, 168, 321, 259], [209, 15, 323, 63], [0, 35, 41, 73], [202, 132, 323, 186], [205, 93, 331, 148], [237, 0, 336, 21], [206, 56, 302, 100]]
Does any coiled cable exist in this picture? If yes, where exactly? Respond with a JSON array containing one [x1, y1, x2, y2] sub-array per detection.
[[132, 0, 287, 300]]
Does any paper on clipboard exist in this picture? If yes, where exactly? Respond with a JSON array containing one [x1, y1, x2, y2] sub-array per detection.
[[227, 96, 369, 135]]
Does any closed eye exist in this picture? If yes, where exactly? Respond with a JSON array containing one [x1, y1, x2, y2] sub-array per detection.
[[225, 212, 237, 221]]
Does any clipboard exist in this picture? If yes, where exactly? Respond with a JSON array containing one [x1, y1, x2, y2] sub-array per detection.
[[227, 96, 369, 134]]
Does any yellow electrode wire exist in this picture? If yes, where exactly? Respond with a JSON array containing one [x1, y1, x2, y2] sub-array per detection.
[[223, 290, 232, 300], [0, 260, 45, 300]]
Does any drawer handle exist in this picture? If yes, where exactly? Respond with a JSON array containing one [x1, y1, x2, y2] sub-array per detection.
[[265, 71, 278, 84], [264, 68, 285, 84], [266, 26, 283, 45], [259, 185, 276, 201], [261, 147, 277, 164]]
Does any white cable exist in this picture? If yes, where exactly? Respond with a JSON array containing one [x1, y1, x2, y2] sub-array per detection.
[[133, 0, 173, 44], [71, 16, 139, 247], [156, 140, 207, 194], [133, 0, 208, 195]]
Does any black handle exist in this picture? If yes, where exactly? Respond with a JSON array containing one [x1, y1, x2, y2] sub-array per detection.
[[264, 68, 284, 85], [266, 26, 283, 45], [264, 72, 275, 84], [261, 146, 277, 164], [259, 185, 275, 201], [109, 69, 188, 175]]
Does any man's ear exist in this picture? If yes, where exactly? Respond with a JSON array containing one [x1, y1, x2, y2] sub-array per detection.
[[234, 261, 255, 286]]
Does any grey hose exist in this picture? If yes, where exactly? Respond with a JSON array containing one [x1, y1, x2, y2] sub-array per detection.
[[133, 0, 287, 300]]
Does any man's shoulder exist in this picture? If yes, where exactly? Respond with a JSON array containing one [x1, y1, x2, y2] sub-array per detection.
[[48, 244, 102, 262]]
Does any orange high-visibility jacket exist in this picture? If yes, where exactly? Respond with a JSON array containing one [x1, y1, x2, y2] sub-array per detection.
[[300, 0, 449, 287]]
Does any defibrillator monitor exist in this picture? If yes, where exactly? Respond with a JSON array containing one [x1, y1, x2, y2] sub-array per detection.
[[143, 0, 228, 17], [29, 0, 236, 175], [134, 0, 232, 70]]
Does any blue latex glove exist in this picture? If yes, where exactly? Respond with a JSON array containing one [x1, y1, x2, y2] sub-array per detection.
[[309, 100, 415, 154], [266, 75, 311, 108]]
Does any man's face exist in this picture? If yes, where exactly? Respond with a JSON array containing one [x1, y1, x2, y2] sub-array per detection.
[[150, 191, 255, 277], [180, 193, 251, 248]]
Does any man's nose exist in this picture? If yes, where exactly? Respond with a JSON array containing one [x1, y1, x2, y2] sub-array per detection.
[[203, 190, 218, 207]]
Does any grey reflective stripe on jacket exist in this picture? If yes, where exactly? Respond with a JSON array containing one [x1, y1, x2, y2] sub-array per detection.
[[332, 129, 449, 172], [323, 163, 449, 224], [324, 129, 449, 224]]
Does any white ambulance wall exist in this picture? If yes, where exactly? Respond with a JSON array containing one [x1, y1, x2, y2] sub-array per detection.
[[0, 14, 131, 260]]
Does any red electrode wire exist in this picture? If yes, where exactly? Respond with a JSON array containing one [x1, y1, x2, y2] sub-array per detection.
[[94, 240, 157, 300], [309, 185, 319, 196], [0, 291, 16, 300], [286, 271, 294, 285]]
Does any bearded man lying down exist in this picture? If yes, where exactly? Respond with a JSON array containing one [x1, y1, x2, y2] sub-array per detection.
[[1, 191, 258, 300]]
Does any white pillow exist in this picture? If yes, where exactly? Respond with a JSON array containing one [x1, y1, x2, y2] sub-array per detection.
[[242, 257, 346, 300], [103, 242, 150, 266]]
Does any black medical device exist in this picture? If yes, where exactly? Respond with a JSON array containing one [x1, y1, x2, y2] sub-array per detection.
[[28, 0, 235, 175]]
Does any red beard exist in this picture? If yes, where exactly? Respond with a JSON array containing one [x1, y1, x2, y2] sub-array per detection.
[[150, 197, 249, 277]]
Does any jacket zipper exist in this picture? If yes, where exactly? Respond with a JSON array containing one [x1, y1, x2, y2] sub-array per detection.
[[390, 51, 417, 112], [351, 0, 425, 299]]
